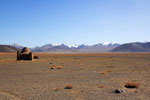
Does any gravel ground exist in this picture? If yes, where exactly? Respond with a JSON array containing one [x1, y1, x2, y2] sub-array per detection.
[[0, 53, 150, 100]]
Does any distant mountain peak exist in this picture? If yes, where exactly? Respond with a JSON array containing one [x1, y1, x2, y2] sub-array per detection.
[[12, 43, 23, 49], [12, 43, 21, 47], [67, 44, 78, 48], [102, 42, 117, 46], [143, 40, 150, 43], [52, 43, 63, 46], [9, 42, 121, 53]]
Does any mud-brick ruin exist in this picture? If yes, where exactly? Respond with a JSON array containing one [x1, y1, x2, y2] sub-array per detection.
[[17, 47, 33, 60]]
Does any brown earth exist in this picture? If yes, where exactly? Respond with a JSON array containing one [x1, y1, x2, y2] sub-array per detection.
[[0, 53, 150, 100]]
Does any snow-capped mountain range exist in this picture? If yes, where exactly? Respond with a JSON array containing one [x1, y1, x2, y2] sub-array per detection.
[[39, 42, 119, 48], [12, 42, 120, 53], [6, 41, 150, 53], [102, 42, 117, 46]]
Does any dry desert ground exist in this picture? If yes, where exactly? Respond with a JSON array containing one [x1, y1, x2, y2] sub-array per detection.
[[0, 53, 150, 100]]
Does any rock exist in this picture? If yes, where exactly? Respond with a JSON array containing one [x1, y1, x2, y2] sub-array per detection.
[[114, 89, 124, 94], [50, 67, 55, 69], [50, 63, 52, 64], [34, 56, 39, 59]]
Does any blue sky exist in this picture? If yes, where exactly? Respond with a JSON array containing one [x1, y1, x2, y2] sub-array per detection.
[[0, 0, 150, 47]]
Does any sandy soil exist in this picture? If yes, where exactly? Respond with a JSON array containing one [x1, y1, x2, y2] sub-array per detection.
[[0, 53, 150, 100]]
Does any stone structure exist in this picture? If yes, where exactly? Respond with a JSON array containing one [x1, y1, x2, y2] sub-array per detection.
[[17, 47, 33, 60]]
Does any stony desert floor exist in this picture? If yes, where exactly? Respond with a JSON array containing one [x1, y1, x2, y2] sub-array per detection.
[[0, 53, 150, 100]]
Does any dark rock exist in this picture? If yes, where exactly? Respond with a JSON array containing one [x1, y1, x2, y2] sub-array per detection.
[[34, 56, 39, 59], [113, 89, 124, 94]]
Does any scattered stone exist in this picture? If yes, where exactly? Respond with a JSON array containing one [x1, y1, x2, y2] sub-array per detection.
[[34, 56, 39, 59], [50, 67, 55, 69], [125, 82, 140, 88], [50, 64, 56, 69], [64, 84, 73, 89], [113, 89, 124, 94], [52, 88, 59, 91]]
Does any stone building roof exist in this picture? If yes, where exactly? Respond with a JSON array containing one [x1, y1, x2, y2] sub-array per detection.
[[20, 47, 31, 54]]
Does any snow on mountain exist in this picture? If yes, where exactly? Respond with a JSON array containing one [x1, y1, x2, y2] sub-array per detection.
[[102, 42, 117, 46], [12, 43, 23, 49], [12, 43, 21, 47], [66, 42, 119, 48], [143, 40, 150, 43], [11, 42, 121, 53], [52, 43, 63, 46], [67, 44, 78, 48]]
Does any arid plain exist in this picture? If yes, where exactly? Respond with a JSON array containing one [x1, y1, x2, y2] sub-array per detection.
[[0, 53, 150, 100]]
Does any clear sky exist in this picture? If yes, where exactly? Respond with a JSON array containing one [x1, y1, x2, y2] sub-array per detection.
[[0, 0, 150, 47]]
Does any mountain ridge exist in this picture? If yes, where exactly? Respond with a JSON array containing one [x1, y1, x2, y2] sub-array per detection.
[[111, 42, 150, 52], [1, 42, 150, 53], [0, 45, 19, 53], [30, 42, 120, 53]]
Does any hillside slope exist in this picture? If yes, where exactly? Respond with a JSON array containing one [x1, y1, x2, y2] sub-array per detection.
[[0, 45, 19, 52], [111, 42, 150, 52]]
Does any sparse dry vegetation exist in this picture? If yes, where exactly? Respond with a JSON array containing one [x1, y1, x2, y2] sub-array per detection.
[[99, 72, 107, 75], [125, 82, 140, 88], [64, 84, 73, 89], [52, 64, 55, 67], [107, 70, 112, 73], [0, 53, 150, 100], [80, 67, 85, 69], [98, 85, 105, 88], [56, 66, 63, 69], [52, 88, 59, 91]]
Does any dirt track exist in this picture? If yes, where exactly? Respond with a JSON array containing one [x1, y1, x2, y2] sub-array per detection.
[[0, 53, 150, 100]]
